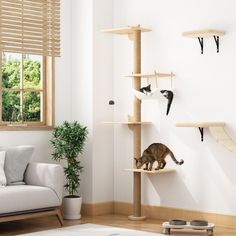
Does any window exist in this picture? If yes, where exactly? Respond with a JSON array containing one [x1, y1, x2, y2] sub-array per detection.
[[0, 0, 60, 130], [0, 52, 54, 130]]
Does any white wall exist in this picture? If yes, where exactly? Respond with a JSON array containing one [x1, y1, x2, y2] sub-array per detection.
[[92, 0, 114, 203], [0, 0, 72, 163], [113, 0, 236, 215], [71, 0, 114, 203], [71, 0, 94, 203]]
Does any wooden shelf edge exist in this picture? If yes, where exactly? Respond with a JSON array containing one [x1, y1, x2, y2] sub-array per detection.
[[125, 72, 175, 79], [124, 168, 176, 174], [176, 121, 225, 128], [182, 29, 225, 38], [102, 121, 152, 125], [102, 26, 151, 35]]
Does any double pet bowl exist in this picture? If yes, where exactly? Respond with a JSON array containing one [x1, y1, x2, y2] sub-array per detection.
[[162, 219, 214, 235]]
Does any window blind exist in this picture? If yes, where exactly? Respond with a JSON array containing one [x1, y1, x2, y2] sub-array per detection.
[[0, 0, 60, 57]]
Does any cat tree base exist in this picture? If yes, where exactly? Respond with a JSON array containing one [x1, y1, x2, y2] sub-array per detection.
[[128, 215, 147, 221]]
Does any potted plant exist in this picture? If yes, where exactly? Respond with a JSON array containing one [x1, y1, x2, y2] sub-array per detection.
[[50, 121, 88, 220]]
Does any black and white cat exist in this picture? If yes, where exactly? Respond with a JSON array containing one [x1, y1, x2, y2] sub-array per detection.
[[140, 84, 151, 95]]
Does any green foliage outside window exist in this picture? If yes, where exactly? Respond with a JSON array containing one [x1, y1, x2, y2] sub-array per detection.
[[1, 56, 41, 122]]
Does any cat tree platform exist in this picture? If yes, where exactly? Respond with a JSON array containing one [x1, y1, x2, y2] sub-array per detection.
[[102, 121, 152, 131], [102, 121, 152, 125], [125, 72, 175, 79], [102, 26, 151, 35], [124, 168, 175, 174]]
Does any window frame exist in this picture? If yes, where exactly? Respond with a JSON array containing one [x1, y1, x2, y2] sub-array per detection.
[[0, 52, 55, 131]]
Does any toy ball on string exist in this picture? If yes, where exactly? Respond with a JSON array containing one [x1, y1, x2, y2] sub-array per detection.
[[108, 100, 115, 105]]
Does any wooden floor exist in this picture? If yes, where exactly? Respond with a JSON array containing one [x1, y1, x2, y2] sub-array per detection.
[[0, 214, 236, 236]]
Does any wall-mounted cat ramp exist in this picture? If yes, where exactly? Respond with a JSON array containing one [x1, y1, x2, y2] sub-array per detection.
[[176, 122, 236, 153]]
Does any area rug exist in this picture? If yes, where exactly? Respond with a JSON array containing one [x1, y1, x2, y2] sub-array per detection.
[[20, 223, 163, 236]]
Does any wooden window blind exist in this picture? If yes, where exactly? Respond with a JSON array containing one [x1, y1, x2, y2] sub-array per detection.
[[0, 0, 60, 57]]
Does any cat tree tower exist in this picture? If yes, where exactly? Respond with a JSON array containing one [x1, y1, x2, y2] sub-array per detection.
[[103, 25, 149, 220], [103, 25, 174, 220]]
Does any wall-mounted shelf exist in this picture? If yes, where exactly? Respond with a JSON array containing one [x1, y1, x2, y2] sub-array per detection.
[[176, 121, 225, 128], [125, 72, 175, 79], [124, 168, 175, 174], [176, 121, 236, 153], [176, 121, 225, 142], [182, 29, 225, 54], [182, 29, 225, 38]]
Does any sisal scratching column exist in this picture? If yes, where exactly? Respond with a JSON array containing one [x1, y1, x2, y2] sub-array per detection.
[[128, 30, 146, 221]]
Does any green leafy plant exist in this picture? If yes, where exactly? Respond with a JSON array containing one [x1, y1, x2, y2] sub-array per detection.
[[51, 121, 88, 197]]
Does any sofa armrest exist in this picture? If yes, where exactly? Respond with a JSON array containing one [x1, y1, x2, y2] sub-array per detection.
[[24, 163, 64, 204]]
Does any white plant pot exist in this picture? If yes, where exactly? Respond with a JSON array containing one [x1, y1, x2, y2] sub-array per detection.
[[63, 196, 82, 220]]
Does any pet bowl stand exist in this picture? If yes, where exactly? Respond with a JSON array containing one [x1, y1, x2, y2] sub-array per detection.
[[162, 222, 214, 236]]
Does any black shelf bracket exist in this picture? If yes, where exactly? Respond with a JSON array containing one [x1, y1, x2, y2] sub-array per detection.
[[198, 127, 204, 142], [213, 35, 220, 53], [197, 36, 221, 54], [198, 37, 204, 54]]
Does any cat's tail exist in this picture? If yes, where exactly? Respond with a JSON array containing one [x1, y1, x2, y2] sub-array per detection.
[[170, 152, 184, 165]]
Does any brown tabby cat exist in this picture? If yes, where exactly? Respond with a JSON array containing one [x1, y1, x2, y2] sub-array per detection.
[[135, 143, 184, 171]]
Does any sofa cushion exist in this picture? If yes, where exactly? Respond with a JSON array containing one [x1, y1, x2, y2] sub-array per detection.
[[0, 151, 6, 186], [1, 146, 35, 185], [0, 185, 61, 215]]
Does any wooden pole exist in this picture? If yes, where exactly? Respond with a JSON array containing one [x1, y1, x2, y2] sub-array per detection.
[[128, 29, 146, 220]]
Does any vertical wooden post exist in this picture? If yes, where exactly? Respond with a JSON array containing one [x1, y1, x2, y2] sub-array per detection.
[[128, 30, 146, 221]]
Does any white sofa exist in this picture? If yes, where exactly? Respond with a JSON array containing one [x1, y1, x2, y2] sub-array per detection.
[[0, 162, 64, 225]]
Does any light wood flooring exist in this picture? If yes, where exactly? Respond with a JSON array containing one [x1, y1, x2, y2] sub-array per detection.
[[0, 214, 236, 236]]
